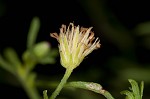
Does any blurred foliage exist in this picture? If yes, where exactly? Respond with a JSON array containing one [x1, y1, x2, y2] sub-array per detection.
[[0, 17, 58, 99]]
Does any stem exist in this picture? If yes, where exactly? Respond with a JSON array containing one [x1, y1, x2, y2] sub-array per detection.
[[17, 66, 40, 99], [50, 68, 73, 99], [22, 81, 40, 99], [18, 76, 40, 99]]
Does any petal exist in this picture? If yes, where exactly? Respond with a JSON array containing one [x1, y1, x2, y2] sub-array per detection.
[[50, 33, 59, 42]]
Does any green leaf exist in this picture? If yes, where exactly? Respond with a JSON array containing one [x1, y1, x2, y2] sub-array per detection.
[[4, 48, 21, 69], [140, 81, 144, 98], [128, 79, 141, 99], [0, 54, 15, 74], [43, 90, 48, 99], [121, 79, 144, 99], [66, 81, 103, 93], [120, 90, 134, 99], [27, 17, 40, 49], [66, 81, 115, 99]]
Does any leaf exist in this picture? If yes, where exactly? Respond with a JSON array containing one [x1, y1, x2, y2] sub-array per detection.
[[121, 79, 144, 99], [140, 81, 144, 98], [4, 48, 21, 69], [27, 17, 40, 49], [66, 81, 115, 99], [43, 90, 48, 99], [120, 90, 134, 99], [0, 54, 15, 74], [128, 79, 141, 99]]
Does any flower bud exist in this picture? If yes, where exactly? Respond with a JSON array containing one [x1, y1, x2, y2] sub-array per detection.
[[33, 41, 50, 59]]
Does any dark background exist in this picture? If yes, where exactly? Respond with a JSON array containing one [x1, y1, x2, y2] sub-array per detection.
[[0, 0, 150, 99]]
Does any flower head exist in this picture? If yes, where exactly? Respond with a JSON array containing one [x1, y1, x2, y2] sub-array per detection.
[[50, 23, 101, 69]]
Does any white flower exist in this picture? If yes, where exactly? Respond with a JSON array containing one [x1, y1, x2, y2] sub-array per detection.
[[50, 23, 101, 69]]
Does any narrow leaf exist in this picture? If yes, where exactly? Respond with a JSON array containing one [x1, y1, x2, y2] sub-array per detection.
[[66, 81, 115, 99], [120, 90, 134, 99], [4, 48, 21, 69], [128, 79, 141, 99], [0, 55, 15, 74], [140, 81, 144, 98], [27, 17, 40, 49], [43, 90, 48, 99]]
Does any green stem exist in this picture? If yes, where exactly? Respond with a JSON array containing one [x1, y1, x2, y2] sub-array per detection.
[[22, 80, 40, 99], [17, 66, 40, 99], [18, 75, 40, 99], [50, 68, 73, 99]]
